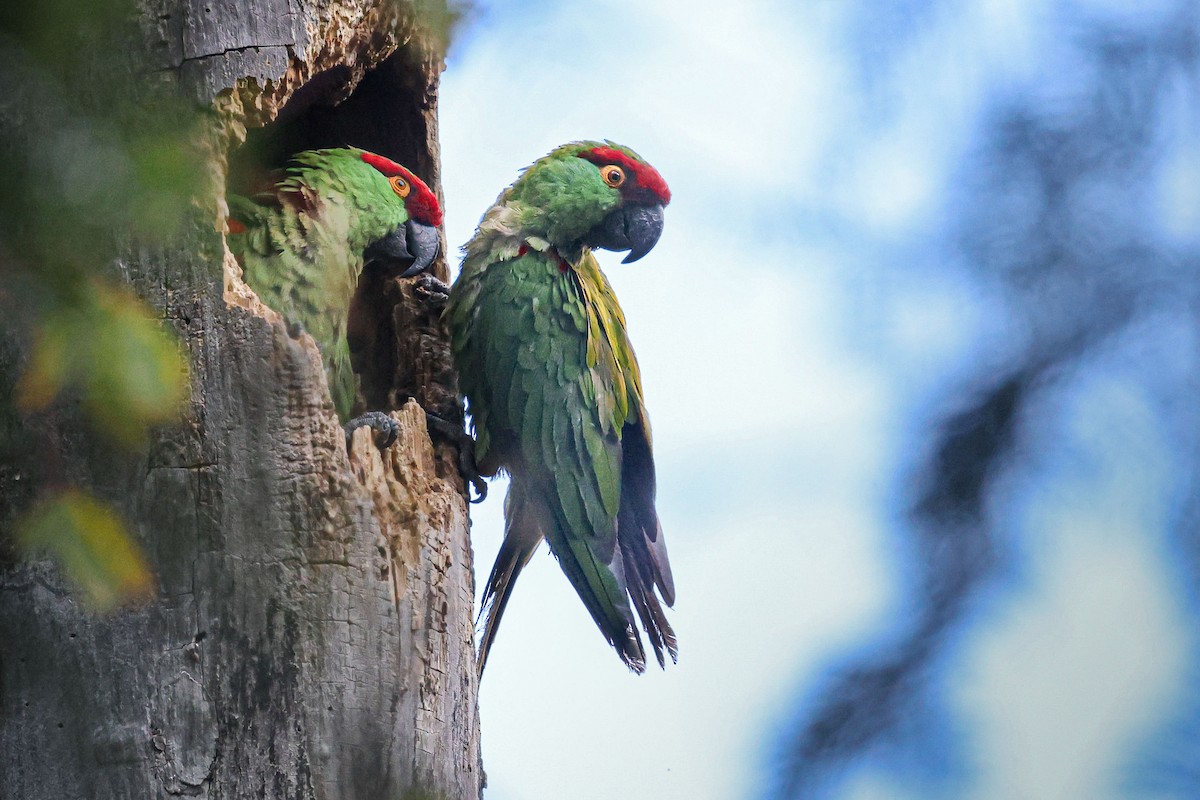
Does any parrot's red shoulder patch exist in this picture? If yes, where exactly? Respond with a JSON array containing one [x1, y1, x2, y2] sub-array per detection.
[[226, 218, 246, 234], [578, 146, 671, 205], [359, 151, 443, 227]]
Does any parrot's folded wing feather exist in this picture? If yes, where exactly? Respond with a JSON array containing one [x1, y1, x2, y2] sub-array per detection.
[[617, 413, 677, 668]]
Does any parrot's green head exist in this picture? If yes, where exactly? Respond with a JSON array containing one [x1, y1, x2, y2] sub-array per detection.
[[507, 141, 671, 262], [358, 151, 443, 277]]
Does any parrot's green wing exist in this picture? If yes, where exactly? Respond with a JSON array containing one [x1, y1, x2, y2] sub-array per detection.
[[575, 250, 677, 664], [452, 247, 676, 673]]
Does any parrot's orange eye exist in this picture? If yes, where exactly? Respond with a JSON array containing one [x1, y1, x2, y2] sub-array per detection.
[[600, 165, 626, 188], [389, 175, 411, 198]]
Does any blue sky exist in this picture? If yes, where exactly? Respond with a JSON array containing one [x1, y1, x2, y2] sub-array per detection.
[[437, 2, 1200, 798]]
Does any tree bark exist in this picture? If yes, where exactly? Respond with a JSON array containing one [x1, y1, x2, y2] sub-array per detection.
[[0, 1, 482, 798]]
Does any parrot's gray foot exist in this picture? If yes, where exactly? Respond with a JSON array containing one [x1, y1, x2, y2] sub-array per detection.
[[425, 412, 487, 503], [286, 319, 306, 339], [412, 273, 451, 310], [345, 411, 400, 449]]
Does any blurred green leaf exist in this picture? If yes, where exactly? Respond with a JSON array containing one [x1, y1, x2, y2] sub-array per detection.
[[14, 313, 70, 410], [16, 281, 190, 447], [0, 0, 132, 75], [17, 489, 155, 611], [405, 0, 465, 55]]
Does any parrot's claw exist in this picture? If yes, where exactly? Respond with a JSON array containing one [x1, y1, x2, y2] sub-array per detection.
[[425, 412, 488, 503], [344, 411, 400, 450], [286, 319, 307, 340], [411, 273, 451, 310]]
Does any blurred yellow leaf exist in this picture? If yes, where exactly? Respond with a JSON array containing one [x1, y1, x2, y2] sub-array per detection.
[[85, 284, 191, 444], [17, 489, 155, 611], [14, 317, 71, 410], [16, 280, 190, 446]]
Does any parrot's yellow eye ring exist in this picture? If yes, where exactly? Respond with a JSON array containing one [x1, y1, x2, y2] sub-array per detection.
[[389, 175, 412, 198], [600, 165, 626, 188]]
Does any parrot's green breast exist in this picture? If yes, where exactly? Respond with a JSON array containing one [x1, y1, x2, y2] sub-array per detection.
[[450, 246, 644, 473]]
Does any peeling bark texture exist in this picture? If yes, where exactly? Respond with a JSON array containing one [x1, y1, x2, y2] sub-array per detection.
[[0, 1, 482, 799]]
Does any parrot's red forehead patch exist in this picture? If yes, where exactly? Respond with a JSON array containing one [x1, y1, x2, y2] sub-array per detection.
[[578, 146, 671, 205], [360, 151, 443, 227]]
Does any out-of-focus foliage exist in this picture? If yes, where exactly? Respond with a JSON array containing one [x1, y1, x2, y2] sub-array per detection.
[[17, 281, 190, 447], [17, 490, 155, 611], [400, 0, 467, 55], [0, 0, 204, 609]]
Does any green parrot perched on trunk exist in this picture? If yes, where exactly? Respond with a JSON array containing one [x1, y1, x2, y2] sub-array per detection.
[[227, 147, 442, 443], [446, 141, 677, 674]]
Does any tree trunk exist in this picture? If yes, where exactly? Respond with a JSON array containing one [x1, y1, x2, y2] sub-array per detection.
[[0, 1, 482, 798]]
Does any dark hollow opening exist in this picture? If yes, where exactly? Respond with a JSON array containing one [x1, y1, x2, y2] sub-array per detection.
[[227, 47, 442, 417]]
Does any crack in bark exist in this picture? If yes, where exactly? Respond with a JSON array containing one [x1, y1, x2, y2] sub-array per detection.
[[180, 43, 296, 65]]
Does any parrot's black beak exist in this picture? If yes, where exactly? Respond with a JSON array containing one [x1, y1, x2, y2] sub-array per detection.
[[587, 203, 665, 264], [365, 219, 441, 278], [398, 220, 440, 277]]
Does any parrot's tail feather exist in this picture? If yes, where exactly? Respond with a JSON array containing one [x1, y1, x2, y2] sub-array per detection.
[[645, 519, 676, 607], [619, 638, 648, 673], [631, 586, 676, 668], [476, 535, 539, 677], [604, 547, 649, 673], [476, 486, 544, 677], [628, 581, 667, 668], [618, 502, 679, 669]]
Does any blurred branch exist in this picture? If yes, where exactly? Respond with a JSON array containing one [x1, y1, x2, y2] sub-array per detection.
[[771, 3, 1196, 796], [772, 365, 1037, 799]]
